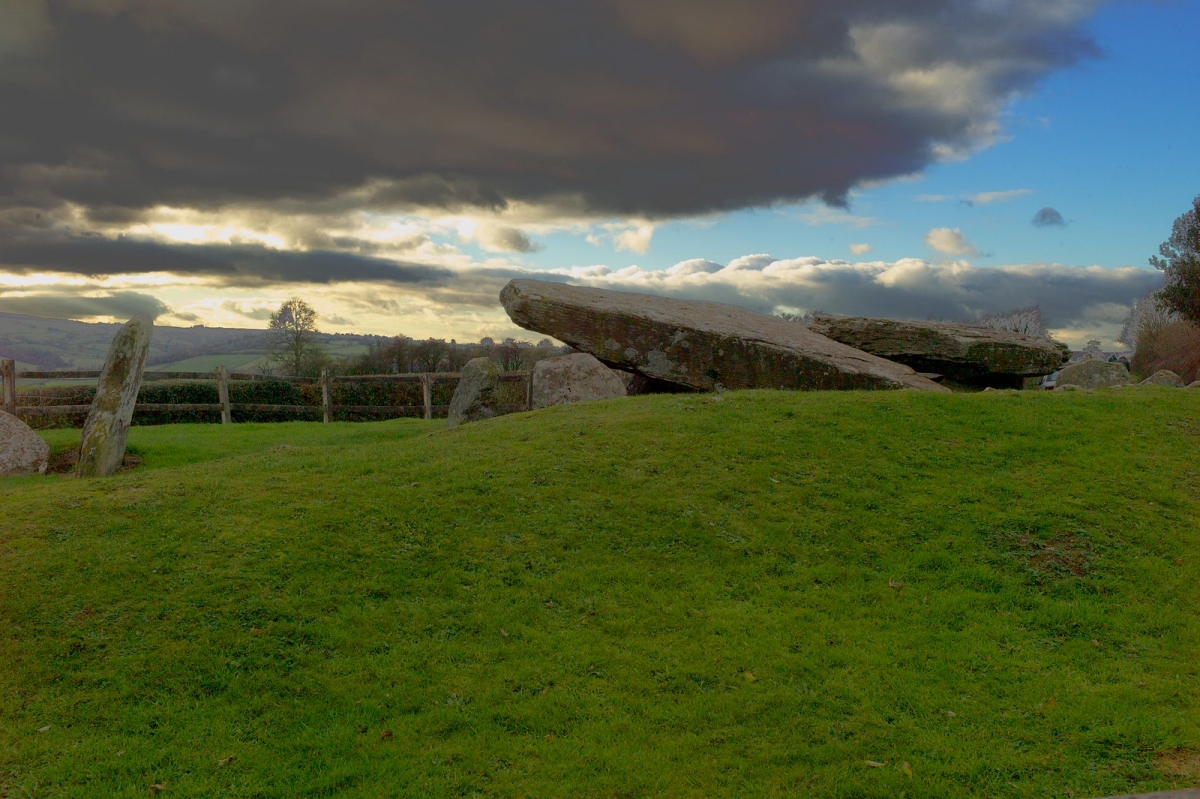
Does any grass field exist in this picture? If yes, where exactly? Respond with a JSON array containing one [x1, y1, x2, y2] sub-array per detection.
[[146, 354, 268, 374], [2, 389, 1199, 797]]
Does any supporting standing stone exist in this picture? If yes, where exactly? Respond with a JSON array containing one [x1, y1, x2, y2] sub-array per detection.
[[1, 359, 16, 416], [76, 315, 153, 477], [531, 353, 627, 409], [446, 358, 501, 429]]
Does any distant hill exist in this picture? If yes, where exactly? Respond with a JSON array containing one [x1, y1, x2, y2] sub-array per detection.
[[0, 312, 387, 371]]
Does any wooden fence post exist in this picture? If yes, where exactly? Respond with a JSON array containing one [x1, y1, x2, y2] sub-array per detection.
[[525, 370, 533, 411], [1, 359, 16, 416], [421, 373, 432, 420], [217, 366, 232, 425], [321, 369, 332, 424]]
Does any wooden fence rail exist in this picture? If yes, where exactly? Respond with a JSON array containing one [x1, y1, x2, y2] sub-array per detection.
[[2, 359, 532, 424]]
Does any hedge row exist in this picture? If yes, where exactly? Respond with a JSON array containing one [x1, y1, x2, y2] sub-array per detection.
[[16, 377, 525, 428]]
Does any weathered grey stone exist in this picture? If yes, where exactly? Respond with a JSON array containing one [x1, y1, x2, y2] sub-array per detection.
[[500, 280, 947, 393], [1, 410, 49, 477], [532, 353, 627, 409], [1055, 357, 1131, 390], [446, 357, 501, 429], [77, 314, 153, 477], [806, 315, 1070, 388], [1187, 380, 1200, 388], [1140, 369, 1183, 387]]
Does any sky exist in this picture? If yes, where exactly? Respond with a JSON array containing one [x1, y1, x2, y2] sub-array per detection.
[[1, 0, 1197, 348]]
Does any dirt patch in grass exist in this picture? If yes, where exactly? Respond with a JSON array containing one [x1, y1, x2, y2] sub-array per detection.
[[988, 526, 1092, 580], [1155, 748, 1200, 787], [45, 447, 142, 475]]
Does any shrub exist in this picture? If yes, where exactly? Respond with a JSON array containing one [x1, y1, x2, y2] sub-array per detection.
[[1131, 320, 1200, 383]]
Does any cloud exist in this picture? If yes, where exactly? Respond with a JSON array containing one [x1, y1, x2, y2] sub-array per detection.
[[0, 0, 1103, 232], [916, 189, 1032, 205], [796, 206, 880, 229], [1032, 207, 1067, 227], [0, 290, 171, 320], [967, 189, 1033, 205], [0, 229, 455, 287], [533, 256, 1161, 348], [925, 228, 980, 257], [218, 300, 274, 320], [849, 243, 873, 255]]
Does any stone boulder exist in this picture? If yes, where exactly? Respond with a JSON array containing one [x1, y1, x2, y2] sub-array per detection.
[[499, 280, 947, 393], [77, 314, 153, 477], [532, 353, 627, 409], [1188, 380, 1200, 388], [1140, 369, 1184, 387], [1055, 357, 1131, 390], [446, 357, 502, 429], [1, 410, 49, 477], [806, 315, 1070, 388]]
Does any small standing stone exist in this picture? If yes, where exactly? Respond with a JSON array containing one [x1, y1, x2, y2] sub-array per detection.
[[1139, 369, 1183, 387], [446, 357, 501, 429], [77, 314, 153, 477], [1, 410, 49, 477], [531, 353, 627, 409]]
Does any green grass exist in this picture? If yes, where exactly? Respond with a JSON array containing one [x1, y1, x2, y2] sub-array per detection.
[[2, 389, 1199, 797], [147, 354, 268, 374]]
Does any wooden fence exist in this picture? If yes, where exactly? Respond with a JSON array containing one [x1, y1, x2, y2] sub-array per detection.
[[1, 359, 533, 423]]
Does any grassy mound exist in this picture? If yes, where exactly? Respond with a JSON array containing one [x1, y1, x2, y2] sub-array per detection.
[[2, 389, 1199, 797]]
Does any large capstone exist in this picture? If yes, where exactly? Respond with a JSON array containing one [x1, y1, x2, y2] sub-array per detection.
[[532, 353, 627, 409], [446, 357, 502, 429], [1, 410, 49, 477], [499, 280, 947, 393], [1055, 357, 1131, 390], [805, 315, 1070, 388], [77, 314, 153, 477]]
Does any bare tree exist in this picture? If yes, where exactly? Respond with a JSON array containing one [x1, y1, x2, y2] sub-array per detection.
[[267, 298, 327, 376], [974, 305, 1048, 338]]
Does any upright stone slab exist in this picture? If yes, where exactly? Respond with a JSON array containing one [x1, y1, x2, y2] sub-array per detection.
[[446, 357, 502, 429], [77, 314, 153, 477], [500, 280, 947, 393], [1055, 357, 1130, 390], [1, 410, 50, 477], [806, 315, 1070, 388], [532, 353, 627, 409]]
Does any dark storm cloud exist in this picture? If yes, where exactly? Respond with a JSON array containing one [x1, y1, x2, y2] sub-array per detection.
[[0, 290, 170, 320], [1032, 207, 1067, 227], [0, 0, 1103, 229], [0, 229, 454, 287]]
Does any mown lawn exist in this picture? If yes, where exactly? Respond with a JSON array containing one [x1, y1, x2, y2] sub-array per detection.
[[2, 389, 1198, 798]]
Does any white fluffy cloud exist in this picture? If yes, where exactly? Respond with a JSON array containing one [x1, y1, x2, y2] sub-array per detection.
[[849, 243, 873, 255], [925, 227, 981, 257]]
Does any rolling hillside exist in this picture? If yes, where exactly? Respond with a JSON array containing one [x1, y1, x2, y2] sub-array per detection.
[[3, 389, 1199, 797]]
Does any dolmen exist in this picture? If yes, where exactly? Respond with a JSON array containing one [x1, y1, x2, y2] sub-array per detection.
[[77, 314, 153, 477], [806, 315, 1070, 389], [500, 279, 949, 393]]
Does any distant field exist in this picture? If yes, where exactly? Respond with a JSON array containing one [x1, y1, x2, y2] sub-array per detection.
[[146, 353, 267, 374], [3, 388, 1199, 797]]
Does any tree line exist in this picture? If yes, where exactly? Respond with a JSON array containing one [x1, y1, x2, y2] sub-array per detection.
[[265, 298, 569, 377]]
